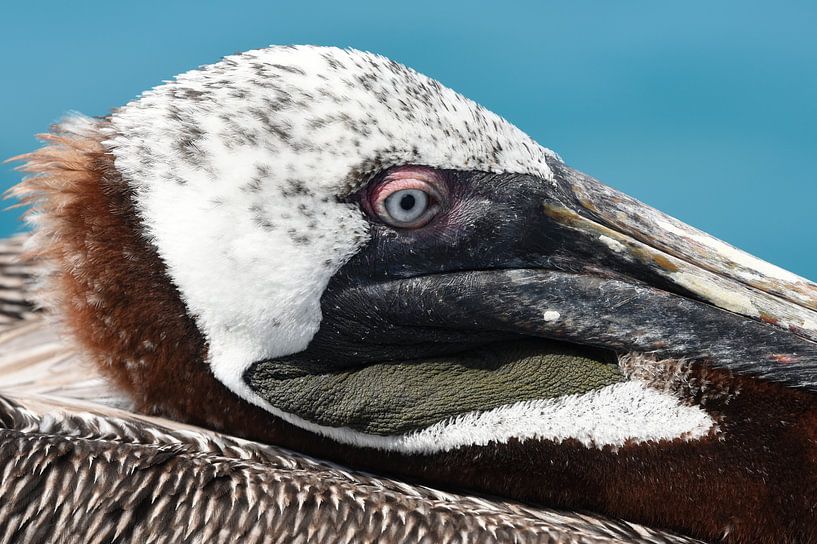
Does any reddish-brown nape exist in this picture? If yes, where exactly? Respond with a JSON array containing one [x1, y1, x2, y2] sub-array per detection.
[[9, 122, 218, 424], [9, 122, 817, 544]]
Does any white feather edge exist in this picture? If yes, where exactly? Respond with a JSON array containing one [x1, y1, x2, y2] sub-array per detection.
[[246, 379, 717, 453]]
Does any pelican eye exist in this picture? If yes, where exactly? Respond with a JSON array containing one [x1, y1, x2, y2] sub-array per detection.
[[370, 170, 444, 229], [384, 189, 428, 224]]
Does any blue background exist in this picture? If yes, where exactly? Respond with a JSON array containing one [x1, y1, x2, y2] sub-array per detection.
[[2, 2, 815, 278]]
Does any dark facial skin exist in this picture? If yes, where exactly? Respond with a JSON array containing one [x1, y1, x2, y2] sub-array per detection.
[[345, 166, 667, 285]]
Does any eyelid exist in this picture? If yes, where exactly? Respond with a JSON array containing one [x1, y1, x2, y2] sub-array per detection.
[[371, 177, 443, 209]]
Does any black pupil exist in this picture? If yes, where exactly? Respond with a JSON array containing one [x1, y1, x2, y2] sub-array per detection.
[[399, 193, 416, 211]]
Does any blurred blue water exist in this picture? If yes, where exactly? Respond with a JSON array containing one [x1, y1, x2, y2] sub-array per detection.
[[2, 1, 815, 277]]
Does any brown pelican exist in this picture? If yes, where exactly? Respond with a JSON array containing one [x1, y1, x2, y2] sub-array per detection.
[[2, 45, 816, 543]]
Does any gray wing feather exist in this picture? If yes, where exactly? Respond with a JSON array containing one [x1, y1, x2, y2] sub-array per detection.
[[0, 234, 38, 325], [0, 394, 703, 544], [0, 318, 131, 409]]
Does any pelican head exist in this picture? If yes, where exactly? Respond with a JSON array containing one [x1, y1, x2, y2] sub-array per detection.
[[12, 46, 817, 543]]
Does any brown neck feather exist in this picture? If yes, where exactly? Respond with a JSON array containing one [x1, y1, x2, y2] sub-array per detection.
[[11, 123, 817, 544], [11, 122, 212, 422]]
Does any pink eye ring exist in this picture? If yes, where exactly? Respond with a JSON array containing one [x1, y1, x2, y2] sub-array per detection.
[[370, 168, 445, 229]]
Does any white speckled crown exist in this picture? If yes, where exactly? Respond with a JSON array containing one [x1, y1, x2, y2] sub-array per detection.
[[102, 45, 557, 409]]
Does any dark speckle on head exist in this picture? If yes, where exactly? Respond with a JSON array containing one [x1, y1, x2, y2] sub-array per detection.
[[281, 179, 313, 198], [250, 204, 276, 231], [243, 178, 263, 193], [322, 52, 345, 70], [271, 64, 306, 76], [297, 203, 314, 218], [287, 228, 310, 246]]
